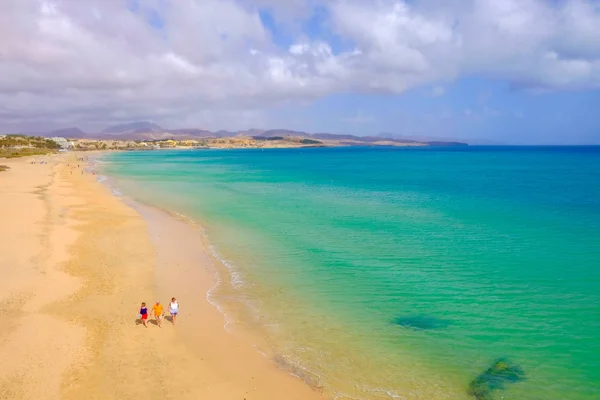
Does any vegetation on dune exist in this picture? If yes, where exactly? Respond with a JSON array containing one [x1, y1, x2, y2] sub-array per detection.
[[0, 135, 61, 149], [299, 138, 322, 145], [0, 147, 57, 158], [0, 135, 61, 158], [0, 164, 9, 172], [252, 136, 285, 141]]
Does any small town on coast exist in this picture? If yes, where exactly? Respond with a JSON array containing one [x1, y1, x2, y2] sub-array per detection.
[[0, 133, 323, 154]]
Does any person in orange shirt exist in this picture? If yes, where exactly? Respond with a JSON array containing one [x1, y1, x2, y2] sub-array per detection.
[[152, 301, 164, 328]]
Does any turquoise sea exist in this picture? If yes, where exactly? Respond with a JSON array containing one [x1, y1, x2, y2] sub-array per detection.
[[101, 146, 600, 400]]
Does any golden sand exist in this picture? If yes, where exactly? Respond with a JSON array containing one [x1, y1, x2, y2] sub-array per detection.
[[0, 155, 323, 400]]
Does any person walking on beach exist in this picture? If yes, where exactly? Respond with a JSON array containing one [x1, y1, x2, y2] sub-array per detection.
[[152, 301, 164, 328], [169, 297, 179, 325], [139, 302, 148, 327]]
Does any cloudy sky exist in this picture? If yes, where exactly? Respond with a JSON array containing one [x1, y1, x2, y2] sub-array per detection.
[[1, 0, 599, 143]]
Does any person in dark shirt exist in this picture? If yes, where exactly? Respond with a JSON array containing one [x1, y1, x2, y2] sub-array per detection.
[[139, 302, 148, 327]]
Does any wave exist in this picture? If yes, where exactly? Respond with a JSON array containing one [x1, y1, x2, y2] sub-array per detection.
[[207, 243, 244, 289], [153, 209, 245, 333]]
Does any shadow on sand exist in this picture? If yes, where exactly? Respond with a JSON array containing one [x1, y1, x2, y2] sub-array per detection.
[[135, 317, 174, 326], [135, 318, 160, 326]]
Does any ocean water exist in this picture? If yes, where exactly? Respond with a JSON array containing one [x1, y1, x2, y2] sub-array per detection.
[[101, 146, 600, 400]]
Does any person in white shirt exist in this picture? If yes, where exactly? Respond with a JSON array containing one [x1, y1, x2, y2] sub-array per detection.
[[169, 297, 179, 325]]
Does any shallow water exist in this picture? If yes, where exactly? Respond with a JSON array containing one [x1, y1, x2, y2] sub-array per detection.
[[102, 146, 600, 399]]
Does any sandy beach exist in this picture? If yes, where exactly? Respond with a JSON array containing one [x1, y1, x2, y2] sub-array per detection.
[[0, 155, 323, 400]]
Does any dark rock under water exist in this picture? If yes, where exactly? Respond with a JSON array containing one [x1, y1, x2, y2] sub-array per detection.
[[393, 315, 452, 330], [468, 358, 525, 400]]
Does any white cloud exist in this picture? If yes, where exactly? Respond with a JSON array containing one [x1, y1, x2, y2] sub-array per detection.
[[0, 0, 599, 131]]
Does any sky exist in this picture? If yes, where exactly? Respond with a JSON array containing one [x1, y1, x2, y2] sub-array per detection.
[[0, 0, 599, 144]]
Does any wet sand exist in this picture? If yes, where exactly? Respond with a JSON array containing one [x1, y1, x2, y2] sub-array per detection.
[[0, 155, 323, 400]]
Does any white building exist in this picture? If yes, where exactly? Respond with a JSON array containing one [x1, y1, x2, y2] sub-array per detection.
[[50, 137, 74, 149]]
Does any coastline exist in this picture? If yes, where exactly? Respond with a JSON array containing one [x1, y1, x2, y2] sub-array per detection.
[[0, 154, 323, 399], [95, 151, 470, 400], [94, 146, 600, 400]]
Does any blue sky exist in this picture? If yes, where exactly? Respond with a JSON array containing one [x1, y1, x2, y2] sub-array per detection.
[[267, 78, 600, 144], [255, 4, 600, 145], [1, 0, 599, 144]]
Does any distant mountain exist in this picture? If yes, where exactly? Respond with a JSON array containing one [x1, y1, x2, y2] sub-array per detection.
[[250, 130, 419, 144], [311, 132, 420, 144], [50, 127, 86, 138], [383, 133, 502, 146], [40, 123, 468, 146], [426, 141, 469, 146], [253, 129, 309, 137], [236, 128, 265, 137], [170, 128, 214, 137], [214, 130, 236, 138], [102, 121, 162, 134]]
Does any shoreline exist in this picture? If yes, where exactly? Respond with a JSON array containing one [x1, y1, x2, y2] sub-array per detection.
[[94, 150, 482, 400], [0, 154, 324, 399], [94, 154, 456, 400], [100, 169, 328, 394], [94, 151, 467, 400]]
